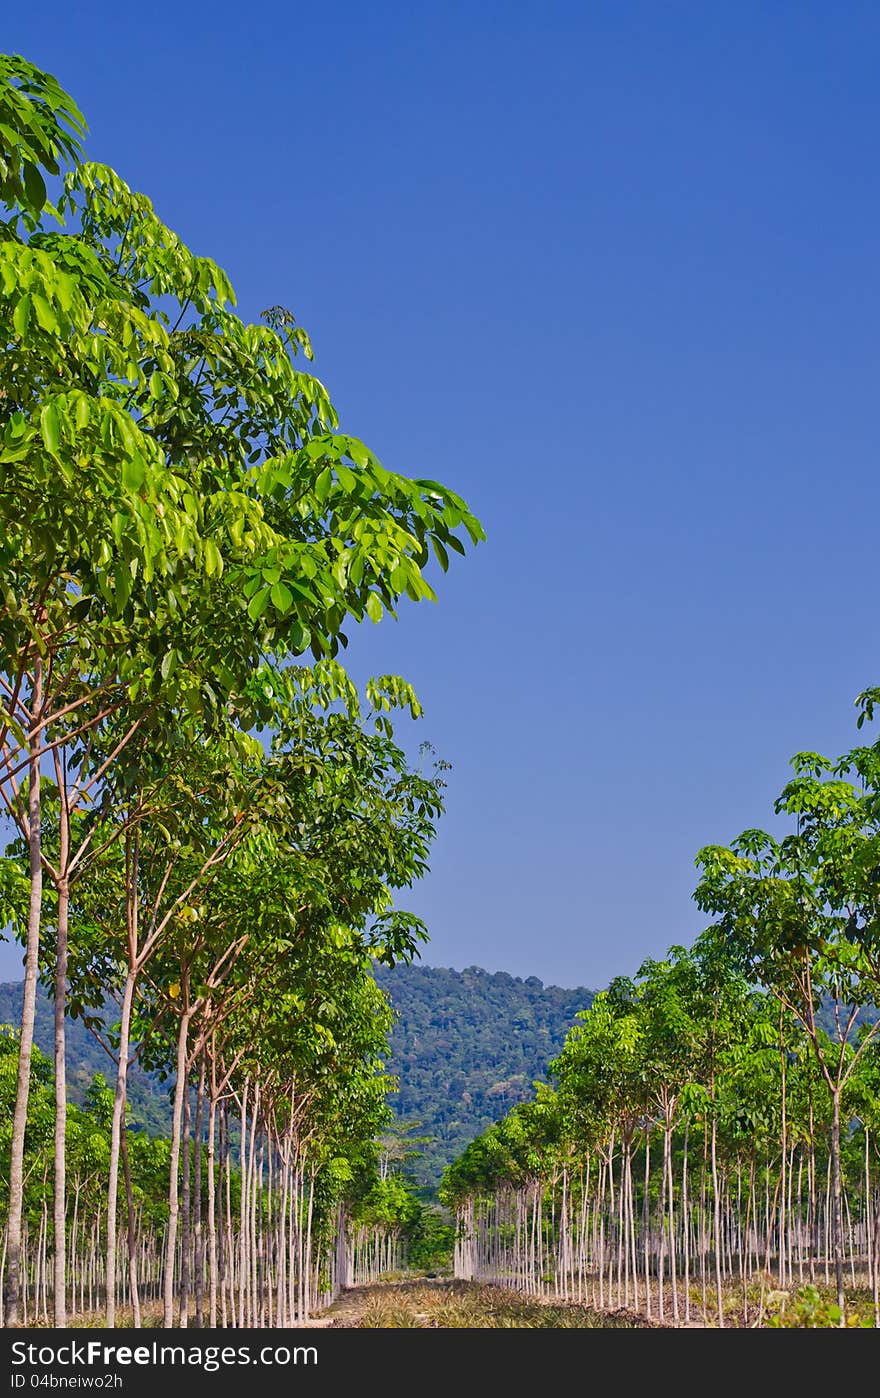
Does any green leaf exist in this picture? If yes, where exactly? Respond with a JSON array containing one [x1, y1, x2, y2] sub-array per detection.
[[336, 464, 357, 493], [270, 580, 293, 613], [347, 439, 371, 467], [22, 161, 46, 212], [204, 539, 223, 577], [13, 294, 31, 337], [247, 586, 270, 622], [122, 452, 146, 491], [32, 293, 58, 334], [365, 593, 384, 623], [40, 401, 61, 454], [431, 536, 450, 571], [113, 564, 133, 608]]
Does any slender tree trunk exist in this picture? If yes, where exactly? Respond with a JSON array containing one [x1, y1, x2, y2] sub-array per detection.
[[163, 1010, 192, 1328], [658, 1127, 667, 1320], [69, 1179, 79, 1320], [871, 1153, 879, 1330], [778, 1019, 787, 1289], [238, 1080, 249, 1327], [711, 1110, 724, 1328], [52, 873, 69, 1326], [37, 1199, 47, 1322], [6, 657, 44, 1328], [179, 1087, 191, 1327], [643, 1127, 651, 1319], [194, 1062, 204, 1328], [121, 1126, 141, 1328], [303, 1169, 315, 1323], [666, 1115, 679, 1323], [830, 1085, 845, 1320], [105, 967, 137, 1326], [682, 1122, 691, 1325], [223, 1103, 233, 1327], [207, 1089, 218, 1327], [807, 1113, 817, 1282]]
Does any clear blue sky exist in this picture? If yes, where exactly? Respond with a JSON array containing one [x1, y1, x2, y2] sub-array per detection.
[[3, 2, 879, 990]]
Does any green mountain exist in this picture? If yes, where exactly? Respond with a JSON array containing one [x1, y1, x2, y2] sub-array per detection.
[[0, 964, 595, 1187], [374, 963, 595, 1187]]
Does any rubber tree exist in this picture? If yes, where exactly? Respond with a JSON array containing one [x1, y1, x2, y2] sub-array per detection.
[[0, 57, 207, 1326]]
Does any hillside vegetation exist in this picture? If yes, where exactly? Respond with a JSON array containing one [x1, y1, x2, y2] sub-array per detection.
[[374, 963, 595, 1186]]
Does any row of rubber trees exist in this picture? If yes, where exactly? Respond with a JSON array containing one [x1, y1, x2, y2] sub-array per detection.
[[0, 54, 482, 1327], [444, 951, 880, 1326]]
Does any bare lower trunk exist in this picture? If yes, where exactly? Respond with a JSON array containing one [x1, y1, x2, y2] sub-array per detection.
[[682, 1123, 691, 1325], [207, 1091, 218, 1327], [163, 1011, 191, 1328], [6, 658, 44, 1328], [121, 1127, 141, 1328], [193, 1063, 204, 1328], [238, 1081, 250, 1327], [711, 1111, 724, 1328], [643, 1128, 651, 1319], [665, 1119, 679, 1323], [52, 876, 69, 1326], [179, 1086, 191, 1327], [779, 1022, 787, 1289], [830, 1087, 845, 1320], [105, 968, 137, 1326]]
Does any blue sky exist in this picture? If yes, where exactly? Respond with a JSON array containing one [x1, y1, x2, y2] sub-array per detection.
[[3, 2, 879, 989]]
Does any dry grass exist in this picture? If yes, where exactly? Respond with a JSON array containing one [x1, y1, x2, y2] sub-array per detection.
[[20, 1300, 165, 1329], [325, 1272, 878, 1329], [333, 1280, 658, 1328]]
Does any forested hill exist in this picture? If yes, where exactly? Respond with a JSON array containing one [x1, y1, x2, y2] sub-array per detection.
[[374, 963, 595, 1187]]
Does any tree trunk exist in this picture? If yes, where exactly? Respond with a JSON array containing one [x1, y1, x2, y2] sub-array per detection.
[[778, 1019, 787, 1289], [105, 967, 137, 1326], [711, 1111, 724, 1327], [163, 1010, 192, 1328], [193, 1062, 204, 1328], [238, 1080, 250, 1327], [178, 1086, 191, 1327], [207, 1089, 218, 1327], [6, 657, 44, 1328], [642, 1127, 651, 1318], [682, 1122, 691, 1325], [121, 1126, 141, 1328], [830, 1085, 845, 1320], [52, 874, 69, 1326]]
